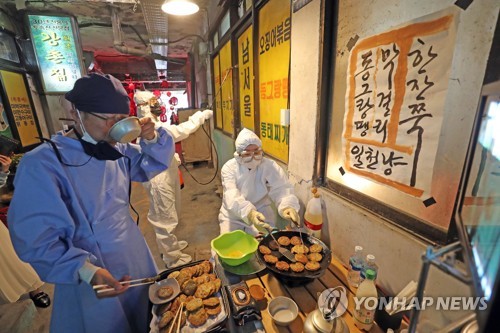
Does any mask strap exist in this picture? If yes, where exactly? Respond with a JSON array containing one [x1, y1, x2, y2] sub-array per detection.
[[38, 136, 92, 167], [124, 156, 140, 225]]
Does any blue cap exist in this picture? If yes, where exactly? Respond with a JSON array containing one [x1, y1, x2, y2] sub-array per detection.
[[65, 73, 129, 115]]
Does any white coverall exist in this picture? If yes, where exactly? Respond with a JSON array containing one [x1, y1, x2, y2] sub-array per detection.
[[218, 129, 300, 235], [135, 90, 213, 267]]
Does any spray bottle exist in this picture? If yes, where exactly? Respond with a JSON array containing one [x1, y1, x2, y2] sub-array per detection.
[[304, 187, 323, 238]]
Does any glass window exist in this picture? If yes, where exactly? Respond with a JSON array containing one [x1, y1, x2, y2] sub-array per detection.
[[220, 11, 231, 37], [0, 31, 19, 63]]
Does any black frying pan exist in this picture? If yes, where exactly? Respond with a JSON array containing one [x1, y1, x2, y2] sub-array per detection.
[[256, 230, 332, 283]]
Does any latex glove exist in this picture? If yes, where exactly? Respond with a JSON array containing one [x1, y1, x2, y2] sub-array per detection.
[[282, 207, 299, 226], [202, 109, 213, 120], [91, 268, 130, 299], [247, 210, 271, 230]]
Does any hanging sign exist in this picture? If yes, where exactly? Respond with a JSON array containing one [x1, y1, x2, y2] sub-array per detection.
[[238, 26, 255, 131], [0, 70, 39, 147], [343, 12, 457, 197], [28, 14, 83, 93], [258, 0, 291, 163]]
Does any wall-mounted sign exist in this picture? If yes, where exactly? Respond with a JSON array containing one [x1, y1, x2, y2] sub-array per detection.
[[238, 26, 255, 131], [28, 14, 83, 93], [258, 0, 291, 163], [0, 70, 40, 147], [343, 12, 457, 197]]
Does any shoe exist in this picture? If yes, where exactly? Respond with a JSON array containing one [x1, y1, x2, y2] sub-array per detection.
[[30, 291, 51, 308], [178, 240, 188, 251], [166, 253, 192, 269]]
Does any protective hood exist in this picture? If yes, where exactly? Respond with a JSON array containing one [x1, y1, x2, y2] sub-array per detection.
[[235, 128, 262, 153], [134, 90, 155, 105]]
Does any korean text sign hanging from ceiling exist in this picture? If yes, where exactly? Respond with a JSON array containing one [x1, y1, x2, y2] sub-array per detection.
[[28, 14, 83, 93], [258, 0, 291, 163]]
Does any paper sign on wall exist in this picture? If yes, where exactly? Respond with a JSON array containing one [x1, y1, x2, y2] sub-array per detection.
[[343, 12, 457, 197]]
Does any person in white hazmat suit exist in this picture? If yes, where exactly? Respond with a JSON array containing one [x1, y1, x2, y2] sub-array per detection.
[[135, 90, 213, 268], [219, 128, 300, 235]]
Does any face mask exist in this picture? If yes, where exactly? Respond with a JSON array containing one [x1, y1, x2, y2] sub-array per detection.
[[243, 159, 262, 170], [76, 110, 98, 144]]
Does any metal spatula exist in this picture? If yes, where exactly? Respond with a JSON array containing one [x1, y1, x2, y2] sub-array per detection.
[[266, 227, 296, 262]]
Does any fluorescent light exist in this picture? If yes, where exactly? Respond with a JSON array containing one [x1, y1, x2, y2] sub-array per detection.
[[161, 0, 199, 16]]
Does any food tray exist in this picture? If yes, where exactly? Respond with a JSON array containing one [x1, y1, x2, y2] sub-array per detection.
[[149, 259, 229, 333]]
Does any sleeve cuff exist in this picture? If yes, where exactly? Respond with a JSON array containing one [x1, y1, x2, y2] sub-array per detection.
[[142, 131, 158, 144], [78, 260, 100, 284]]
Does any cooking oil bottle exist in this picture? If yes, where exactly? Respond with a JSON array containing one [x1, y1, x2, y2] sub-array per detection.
[[304, 187, 323, 238]]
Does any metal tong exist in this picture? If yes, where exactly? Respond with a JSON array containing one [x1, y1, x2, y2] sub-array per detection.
[[266, 227, 296, 262], [93, 274, 160, 294]]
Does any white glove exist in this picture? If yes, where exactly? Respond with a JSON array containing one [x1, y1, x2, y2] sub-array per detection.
[[247, 210, 271, 230], [202, 109, 213, 120], [282, 207, 299, 226]]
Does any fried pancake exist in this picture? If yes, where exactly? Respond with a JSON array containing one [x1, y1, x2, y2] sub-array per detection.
[[295, 253, 308, 264], [201, 260, 212, 274], [290, 262, 305, 272], [291, 244, 309, 254], [188, 308, 208, 327], [268, 240, 279, 250], [290, 236, 302, 246], [264, 254, 278, 264], [259, 245, 272, 255], [275, 261, 290, 271], [158, 311, 174, 329], [185, 297, 203, 312], [308, 252, 323, 262], [167, 271, 180, 279], [194, 281, 213, 299], [157, 286, 174, 299], [305, 261, 321, 271], [277, 236, 291, 246], [309, 244, 323, 253], [182, 279, 198, 296], [202, 297, 220, 307], [206, 304, 222, 316]]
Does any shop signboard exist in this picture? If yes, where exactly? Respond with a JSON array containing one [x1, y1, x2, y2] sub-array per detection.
[[219, 41, 234, 135], [238, 26, 255, 131], [27, 14, 83, 93], [0, 70, 39, 147], [258, 0, 291, 163]]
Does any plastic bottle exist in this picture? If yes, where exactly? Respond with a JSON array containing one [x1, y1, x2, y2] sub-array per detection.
[[304, 188, 323, 238], [347, 246, 364, 288], [360, 254, 378, 281], [354, 269, 378, 331]]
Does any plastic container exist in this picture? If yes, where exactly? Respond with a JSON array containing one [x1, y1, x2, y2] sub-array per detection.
[[304, 188, 323, 238], [211, 230, 259, 266], [354, 269, 378, 331], [347, 246, 364, 288], [360, 254, 378, 281]]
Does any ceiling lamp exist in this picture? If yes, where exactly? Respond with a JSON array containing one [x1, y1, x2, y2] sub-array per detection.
[[161, 0, 199, 16]]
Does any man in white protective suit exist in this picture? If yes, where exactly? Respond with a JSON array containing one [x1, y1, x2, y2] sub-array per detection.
[[219, 128, 300, 236], [135, 90, 213, 268]]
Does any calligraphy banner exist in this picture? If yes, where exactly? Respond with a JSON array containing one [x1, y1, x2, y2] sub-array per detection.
[[343, 12, 457, 197], [0, 70, 39, 147], [28, 14, 83, 93], [258, 0, 291, 163], [238, 26, 255, 131]]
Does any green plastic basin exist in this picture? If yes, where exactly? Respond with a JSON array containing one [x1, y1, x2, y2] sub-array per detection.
[[211, 230, 259, 266]]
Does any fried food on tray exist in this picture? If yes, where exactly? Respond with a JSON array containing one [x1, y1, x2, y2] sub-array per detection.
[[167, 271, 180, 279], [185, 297, 203, 312], [277, 236, 291, 246], [206, 304, 222, 316], [308, 252, 323, 262], [201, 260, 212, 274], [275, 261, 290, 271], [188, 307, 208, 327], [264, 254, 278, 264], [158, 310, 174, 329], [213, 279, 222, 294], [295, 253, 309, 264], [290, 262, 305, 273], [291, 244, 309, 254], [290, 236, 302, 246], [305, 261, 321, 271], [202, 297, 220, 307], [259, 245, 272, 255], [182, 279, 198, 296], [156, 286, 174, 299], [309, 244, 323, 253], [156, 302, 171, 316], [194, 281, 214, 299]]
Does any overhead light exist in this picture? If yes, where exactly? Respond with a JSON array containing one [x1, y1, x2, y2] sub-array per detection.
[[161, 0, 199, 16]]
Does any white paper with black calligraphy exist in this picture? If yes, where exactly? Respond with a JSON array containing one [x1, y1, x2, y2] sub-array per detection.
[[343, 10, 458, 197]]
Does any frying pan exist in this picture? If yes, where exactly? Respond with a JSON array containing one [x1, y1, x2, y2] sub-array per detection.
[[256, 230, 332, 284]]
